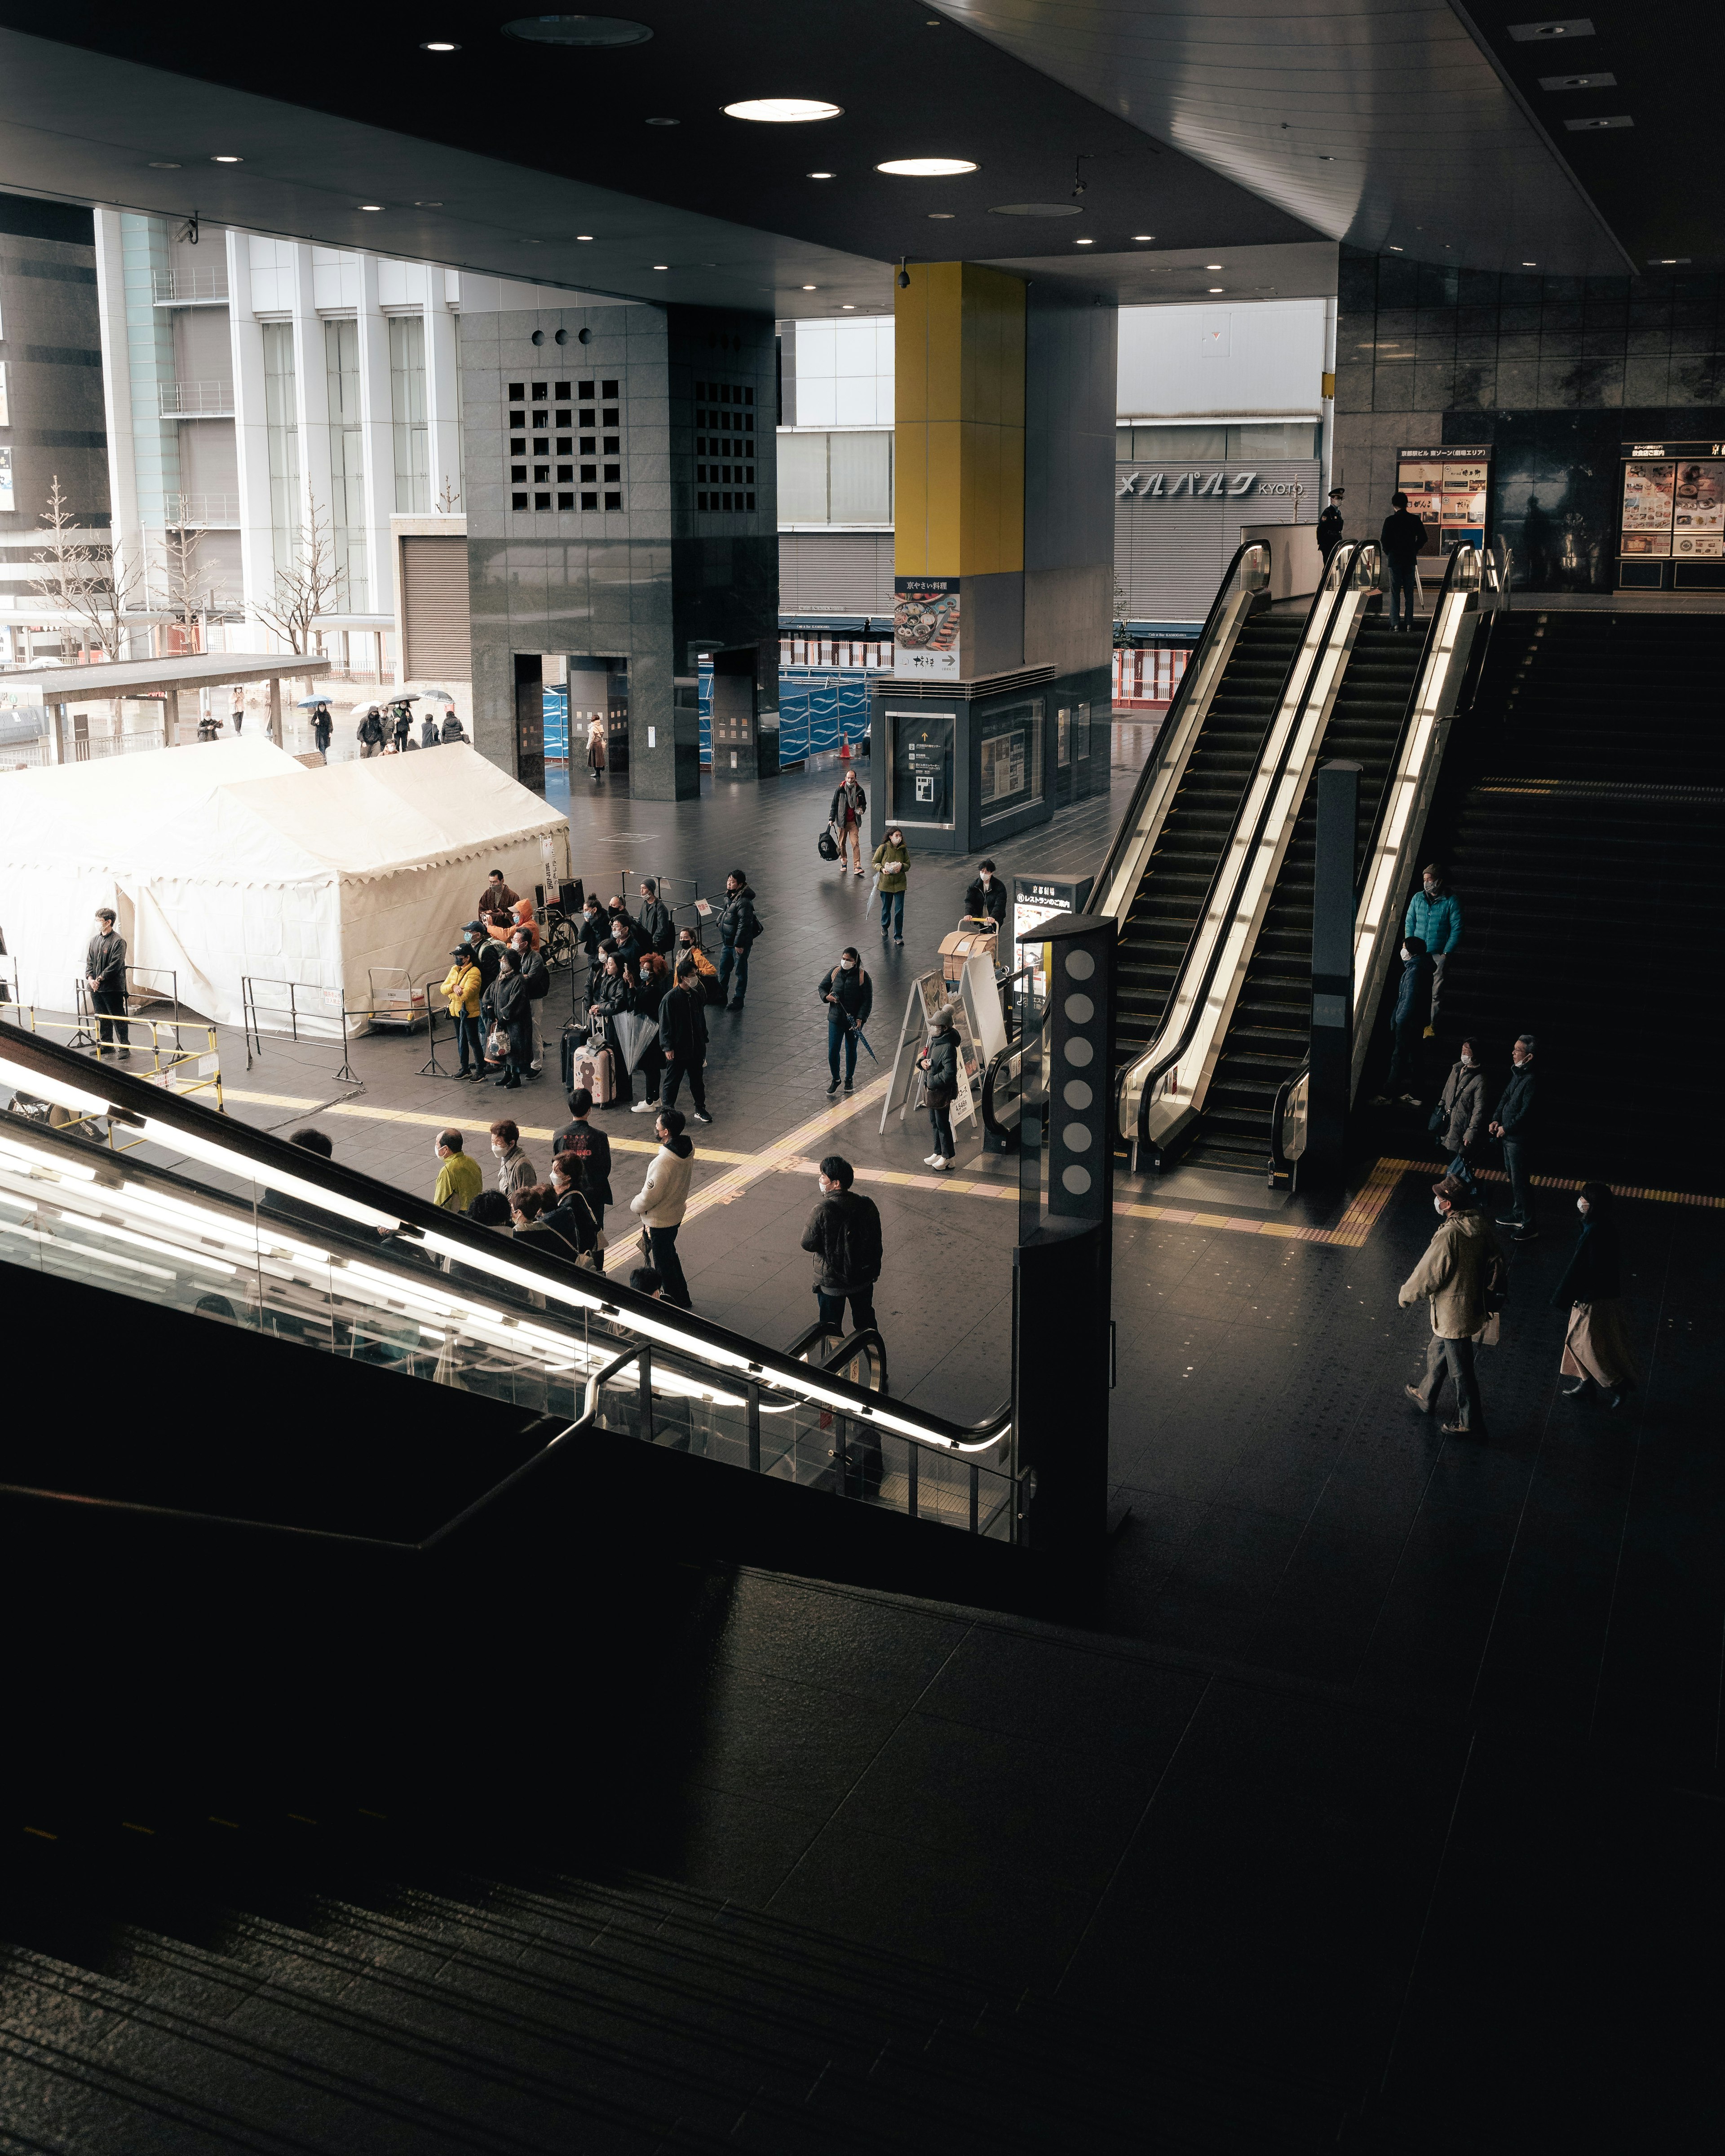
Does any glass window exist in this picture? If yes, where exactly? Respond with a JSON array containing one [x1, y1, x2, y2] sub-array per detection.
[[388, 314, 429, 514], [978, 700, 1044, 822], [1229, 421, 1319, 459], [324, 318, 367, 609], [1129, 424, 1225, 461], [1057, 707, 1071, 768], [1076, 701, 1091, 760], [776, 431, 827, 521], [261, 322, 299, 580]]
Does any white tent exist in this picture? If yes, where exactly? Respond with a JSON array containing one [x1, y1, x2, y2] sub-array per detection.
[[0, 738, 567, 1036]]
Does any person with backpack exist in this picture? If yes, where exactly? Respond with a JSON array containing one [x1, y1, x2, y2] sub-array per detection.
[[818, 947, 872, 1097], [357, 705, 385, 758], [919, 1005, 959, 1171], [829, 769, 867, 876], [872, 828, 910, 945], [509, 922, 550, 1075], [635, 878, 676, 955], [658, 958, 712, 1123], [553, 1087, 613, 1245], [717, 870, 761, 1011], [800, 1153, 882, 1339]]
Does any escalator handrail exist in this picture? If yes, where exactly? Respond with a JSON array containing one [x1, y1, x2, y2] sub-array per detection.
[[0, 1017, 1011, 1456], [1084, 538, 1272, 919], [1115, 539, 1378, 1149], [1268, 1062, 1305, 1182], [980, 1041, 1017, 1140]]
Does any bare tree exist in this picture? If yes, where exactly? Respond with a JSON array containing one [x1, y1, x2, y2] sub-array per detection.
[[252, 499, 346, 654], [437, 473, 462, 515], [157, 522, 230, 649], [27, 475, 144, 660]]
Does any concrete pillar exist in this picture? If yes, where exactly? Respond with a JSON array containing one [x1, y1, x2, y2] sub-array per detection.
[[228, 228, 277, 637], [356, 255, 397, 619], [425, 297, 462, 514], [268, 673, 283, 747], [290, 246, 334, 564]]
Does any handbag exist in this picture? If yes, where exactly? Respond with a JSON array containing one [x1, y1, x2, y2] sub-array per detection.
[[818, 825, 840, 862], [485, 1024, 509, 1060], [1473, 1312, 1501, 1348]]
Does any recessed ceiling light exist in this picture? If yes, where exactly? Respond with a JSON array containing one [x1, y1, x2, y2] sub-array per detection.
[[1075, 237, 1093, 245], [359, 203, 384, 212], [646, 117, 679, 126], [212, 155, 242, 163], [724, 98, 842, 123], [1208, 286, 1224, 292], [1318, 154, 1336, 161], [653, 263, 669, 270], [841, 304, 855, 309], [928, 212, 955, 219], [1205, 263, 1222, 270], [1522, 260, 1538, 265], [1132, 234, 1153, 241], [807, 171, 835, 179], [413, 200, 443, 208], [577, 234, 594, 241], [504, 14, 652, 45], [147, 161, 181, 170], [1387, 244, 1403, 251], [419, 40, 460, 52], [877, 157, 977, 176]]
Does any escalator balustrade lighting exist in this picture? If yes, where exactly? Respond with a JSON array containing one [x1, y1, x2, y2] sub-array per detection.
[[0, 1054, 113, 1122], [135, 1118, 404, 1232]]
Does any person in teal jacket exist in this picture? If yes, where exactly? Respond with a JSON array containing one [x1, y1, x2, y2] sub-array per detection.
[[1405, 865, 1462, 1034]]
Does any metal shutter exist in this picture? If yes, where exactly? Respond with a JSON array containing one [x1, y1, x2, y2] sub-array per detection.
[[400, 536, 471, 680]]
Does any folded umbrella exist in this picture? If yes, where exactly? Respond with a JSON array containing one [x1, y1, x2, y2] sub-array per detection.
[[849, 1021, 879, 1065], [611, 1009, 658, 1074]]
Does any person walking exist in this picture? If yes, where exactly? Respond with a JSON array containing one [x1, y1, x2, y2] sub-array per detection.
[[85, 906, 131, 1060], [800, 1154, 882, 1338], [230, 685, 245, 735], [1405, 864, 1462, 1035], [1380, 490, 1429, 632], [1552, 1181, 1637, 1409], [357, 705, 385, 758], [553, 1087, 613, 1246], [1489, 1034, 1538, 1242], [872, 827, 910, 945], [1398, 1173, 1506, 1436], [919, 1005, 959, 1171], [489, 1118, 537, 1199], [1316, 487, 1346, 563], [391, 704, 412, 753], [587, 715, 606, 782], [818, 947, 872, 1097], [964, 858, 1007, 929], [440, 708, 467, 744], [628, 1106, 695, 1308], [481, 947, 532, 1090], [420, 710, 440, 748], [829, 768, 867, 876], [432, 1128, 483, 1214], [658, 958, 712, 1123], [629, 950, 670, 1110], [440, 945, 487, 1080], [1429, 1038, 1488, 1181], [1372, 935, 1434, 1106], [717, 870, 761, 1010], [635, 878, 676, 956], [312, 705, 333, 756], [509, 922, 549, 1075]]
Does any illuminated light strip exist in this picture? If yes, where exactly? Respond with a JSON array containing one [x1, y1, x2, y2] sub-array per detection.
[[51, 1213, 238, 1275], [0, 1217, 173, 1280], [0, 1133, 100, 1181], [136, 1118, 402, 1230], [0, 1053, 112, 1120]]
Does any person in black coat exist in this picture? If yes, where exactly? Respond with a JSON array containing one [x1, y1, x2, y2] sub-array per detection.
[[800, 1154, 885, 1496], [509, 923, 550, 1074], [460, 921, 503, 996], [919, 1007, 959, 1171], [1551, 1181, 1637, 1406], [481, 949, 531, 1090], [1489, 1034, 1538, 1241], [635, 879, 676, 955], [357, 706, 385, 757], [391, 705, 412, 752], [1380, 489, 1428, 632], [964, 859, 1007, 928], [628, 952, 671, 1111], [541, 1154, 602, 1262], [818, 948, 873, 1096], [1372, 937, 1434, 1106], [658, 960, 711, 1121], [1316, 489, 1345, 562], [552, 1089, 613, 1244], [717, 871, 761, 1010], [312, 706, 334, 755], [577, 896, 608, 1002]]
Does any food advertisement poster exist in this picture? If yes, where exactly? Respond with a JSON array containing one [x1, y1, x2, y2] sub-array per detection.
[[1395, 445, 1491, 553], [1672, 459, 1724, 557], [893, 576, 962, 679], [1621, 459, 1675, 556]]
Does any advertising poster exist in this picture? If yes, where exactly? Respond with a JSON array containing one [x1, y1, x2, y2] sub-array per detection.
[[893, 576, 961, 679], [890, 709, 953, 824], [1672, 459, 1724, 557], [1621, 460, 1675, 555], [1396, 446, 1491, 555]]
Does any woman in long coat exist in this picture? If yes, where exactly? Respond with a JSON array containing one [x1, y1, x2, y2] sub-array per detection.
[[587, 716, 606, 781], [481, 948, 532, 1092], [1552, 1181, 1638, 1408]]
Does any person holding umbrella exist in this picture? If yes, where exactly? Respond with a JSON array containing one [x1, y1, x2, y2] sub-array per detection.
[[818, 947, 872, 1097], [390, 702, 412, 753]]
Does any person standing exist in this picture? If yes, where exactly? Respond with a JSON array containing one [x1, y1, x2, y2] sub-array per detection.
[[440, 945, 487, 1080], [658, 958, 712, 1124], [1430, 1038, 1487, 1181], [818, 948, 872, 1097], [357, 705, 385, 758], [872, 827, 910, 945], [1380, 490, 1428, 632], [432, 1128, 483, 1213], [578, 893, 608, 1004], [440, 708, 467, 744], [553, 1087, 613, 1245], [1489, 1034, 1538, 1243], [489, 1118, 537, 1199], [964, 858, 1007, 929], [1405, 864, 1462, 1035], [543, 1153, 602, 1265], [391, 704, 412, 753], [1376, 935, 1434, 1106], [85, 907, 131, 1060], [635, 878, 675, 956], [477, 867, 519, 926], [717, 870, 760, 1011], [509, 922, 549, 1075], [1316, 487, 1346, 563], [587, 715, 606, 782], [1398, 1174, 1506, 1436], [481, 947, 531, 1091], [460, 920, 504, 998], [919, 1005, 959, 1172], [312, 705, 333, 756], [799, 1154, 882, 1338], [229, 686, 245, 735], [829, 768, 867, 877], [1552, 1182, 1637, 1409], [674, 925, 721, 1005], [628, 951, 670, 1111], [628, 1107, 695, 1308]]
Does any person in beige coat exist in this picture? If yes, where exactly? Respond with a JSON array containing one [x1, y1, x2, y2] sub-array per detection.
[[628, 1106, 695, 1308], [1398, 1174, 1507, 1435]]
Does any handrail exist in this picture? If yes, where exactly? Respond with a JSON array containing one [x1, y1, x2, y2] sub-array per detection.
[[1116, 538, 1379, 1154], [980, 1042, 1017, 1139]]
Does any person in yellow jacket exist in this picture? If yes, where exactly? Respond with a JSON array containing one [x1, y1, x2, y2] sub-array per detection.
[[440, 945, 487, 1079]]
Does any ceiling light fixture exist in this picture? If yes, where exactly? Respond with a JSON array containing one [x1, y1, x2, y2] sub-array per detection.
[[646, 117, 679, 126], [1205, 263, 1222, 270], [807, 171, 835, 179], [878, 157, 977, 176], [419, 40, 460, 52], [1522, 260, 1538, 265], [1075, 237, 1093, 245], [841, 303, 855, 309], [359, 203, 384, 212], [723, 98, 842, 123], [413, 199, 443, 208], [802, 283, 817, 290], [928, 212, 955, 219], [212, 155, 242, 163], [148, 161, 181, 170], [1208, 286, 1224, 292], [653, 263, 669, 270], [504, 14, 652, 45], [1132, 234, 1153, 241], [577, 234, 594, 241], [1387, 244, 1403, 251]]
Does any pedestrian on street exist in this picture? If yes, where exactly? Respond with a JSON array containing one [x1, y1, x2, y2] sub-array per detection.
[[391, 705, 412, 753], [481, 947, 532, 1090], [1489, 1034, 1539, 1242], [357, 705, 385, 758], [230, 686, 245, 734], [964, 858, 1007, 929], [1398, 1173, 1506, 1436], [440, 945, 487, 1080], [1317, 487, 1345, 563], [544, 1153, 602, 1265], [919, 1005, 959, 1172], [587, 716, 606, 781], [440, 709, 467, 744], [717, 870, 761, 1010], [553, 1087, 613, 1242], [509, 922, 549, 1074], [829, 768, 867, 876], [1405, 864, 1462, 1035], [872, 827, 910, 945], [629, 951, 670, 1111], [818, 947, 872, 1096], [1429, 1038, 1488, 1181], [85, 906, 131, 1060], [658, 958, 712, 1124], [433, 1127, 483, 1214], [635, 878, 676, 956], [460, 920, 504, 996], [489, 1117, 537, 1199], [477, 867, 519, 928], [1374, 934, 1434, 1106], [1380, 490, 1429, 632], [800, 1154, 882, 1338], [420, 710, 439, 748], [628, 1106, 695, 1308], [312, 706, 333, 755], [1552, 1181, 1638, 1409]]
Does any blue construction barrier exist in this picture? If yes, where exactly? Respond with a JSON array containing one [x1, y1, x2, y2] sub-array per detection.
[[701, 663, 874, 767], [543, 685, 568, 763]]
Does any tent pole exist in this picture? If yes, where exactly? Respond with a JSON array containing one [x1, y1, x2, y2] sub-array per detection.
[[268, 674, 283, 747]]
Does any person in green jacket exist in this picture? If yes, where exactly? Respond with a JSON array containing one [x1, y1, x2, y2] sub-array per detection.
[[432, 1128, 484, 1213], [872, 827, 910, 945]]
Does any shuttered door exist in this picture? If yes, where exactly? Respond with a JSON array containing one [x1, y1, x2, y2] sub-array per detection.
[[400, 536, 471, 680]]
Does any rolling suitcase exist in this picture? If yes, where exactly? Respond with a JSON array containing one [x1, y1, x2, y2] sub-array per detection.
[[559, 1021, 585, 1091], [573, 1043, 615, 1105]]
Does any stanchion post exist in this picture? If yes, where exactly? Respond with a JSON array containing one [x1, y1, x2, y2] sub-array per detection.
[[419, 979, 451, 1077], [333, 1003, 360, 1085]]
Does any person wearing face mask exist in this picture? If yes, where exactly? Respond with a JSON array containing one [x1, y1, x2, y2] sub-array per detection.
[[1371, 935, 1435, 1107], [818, 947, 872, 1096], [488, 1118, 537, 1200], [1405, 865, 1461, 1037], [675, 926, 722, 1005], [919, 1006, 960, 1171], [1429, 1036, 1487, 1179], [1489, 1033, 1538, 1242], [1552, 1182, 1637, 1409], [1398, 1174, 1507, 1436]]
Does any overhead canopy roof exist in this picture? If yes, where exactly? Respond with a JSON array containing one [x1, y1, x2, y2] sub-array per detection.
[[3, 654, 332, 702]]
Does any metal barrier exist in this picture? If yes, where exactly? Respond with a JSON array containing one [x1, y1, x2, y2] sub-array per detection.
[[8, 1006, 222, 1144], [239, 975, 345, 1069], [611, 869, 702, 925], [73, 965, 181, 1045]]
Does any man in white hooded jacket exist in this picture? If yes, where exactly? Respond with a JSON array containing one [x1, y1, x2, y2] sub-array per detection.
[[629, 1106, 695, 1307]]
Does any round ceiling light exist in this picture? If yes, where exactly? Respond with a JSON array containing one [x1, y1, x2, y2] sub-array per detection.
[[212, 155, 242, 163], [807, 171, 835, 179], [419, 40, 460, 52], [504, 15, 652, 44], [148, 161, 182, 170], [988, 202, 1081, 217], [723, 98, 842, 122], [878, 157, 977, 176]]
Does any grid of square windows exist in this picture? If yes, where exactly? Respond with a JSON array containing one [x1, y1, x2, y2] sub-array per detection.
[[506, 377, 623, 513], [693, 377, 756, 513]]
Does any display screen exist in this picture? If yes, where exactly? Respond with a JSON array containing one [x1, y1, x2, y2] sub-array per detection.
[[890, 710, 954, 824], [978, 700, 1044, 821]]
